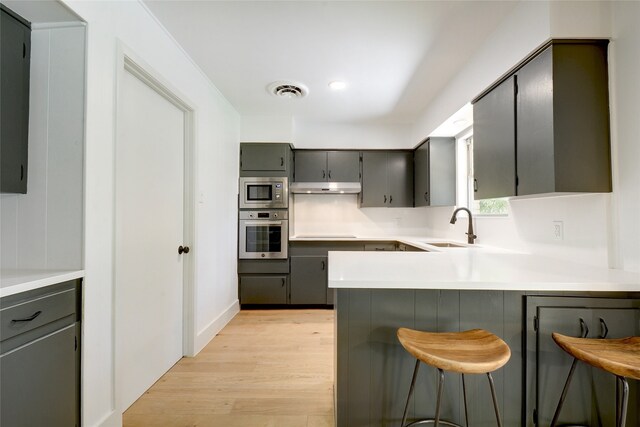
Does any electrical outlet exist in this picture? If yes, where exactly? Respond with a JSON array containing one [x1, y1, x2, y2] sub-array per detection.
[[553, 220, 564, 241]]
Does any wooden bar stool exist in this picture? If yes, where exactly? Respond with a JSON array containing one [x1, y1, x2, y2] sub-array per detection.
[[550, 333, 640, 427], [397, 328, 511, 427]]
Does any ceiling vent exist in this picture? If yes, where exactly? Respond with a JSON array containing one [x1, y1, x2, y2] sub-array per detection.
[[267, 81, 309, 99]]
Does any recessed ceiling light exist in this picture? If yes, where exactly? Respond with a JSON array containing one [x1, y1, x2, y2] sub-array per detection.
[[328, 81, 347, 91]]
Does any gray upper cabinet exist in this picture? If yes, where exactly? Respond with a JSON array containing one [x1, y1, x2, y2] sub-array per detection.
[[473, 76, 516, 199], [294, 150, 360, 182], [473, 40, 611, 199], [516, 42, 611, 195], [1, 5, 31, 194], [361, 151, 413, 207], [240, 143, 292, 177], [414, 137, 456, 207]]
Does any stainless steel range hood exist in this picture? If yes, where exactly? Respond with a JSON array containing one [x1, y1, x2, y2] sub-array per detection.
[[289, 182, 361, 194]]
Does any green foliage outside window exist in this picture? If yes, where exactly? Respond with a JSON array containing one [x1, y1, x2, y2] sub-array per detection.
[[478, 198, 508, 215]]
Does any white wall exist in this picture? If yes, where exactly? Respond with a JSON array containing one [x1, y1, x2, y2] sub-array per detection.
[[61, 1, 240, 426], [293, 120, 413, 149], [1, 24, 85, 271], [610, 1, 640, 272]]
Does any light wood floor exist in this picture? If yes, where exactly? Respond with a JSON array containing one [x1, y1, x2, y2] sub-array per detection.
[[123, 309, 335, 427]]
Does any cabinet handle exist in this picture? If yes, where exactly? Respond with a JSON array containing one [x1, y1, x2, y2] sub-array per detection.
[[23, 43, 26, 58], [579, 318, 589, 338], [424, 192, 428, 202], [21, 165, 24, 181], [384, 195, 387, 203], [328, 170, 332, 180], [281, 278, 285, 287], [389, 195, 393, 204], [11, 311, 42, 323], [321, 261, 325, 270], [474, 178, 478, 193], [599, 317, 609, 339], [322, 170, 326, 179], [178, 245, 190, 254], [280, 157, 284, 167]]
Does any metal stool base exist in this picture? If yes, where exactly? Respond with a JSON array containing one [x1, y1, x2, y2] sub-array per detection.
[[400, 360, 504, 427]]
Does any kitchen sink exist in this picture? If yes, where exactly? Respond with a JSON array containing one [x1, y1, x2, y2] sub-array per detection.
[[424, 242, 467, 248]]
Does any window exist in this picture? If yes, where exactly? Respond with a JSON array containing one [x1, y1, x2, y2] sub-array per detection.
[[457, 132, 509, 216]]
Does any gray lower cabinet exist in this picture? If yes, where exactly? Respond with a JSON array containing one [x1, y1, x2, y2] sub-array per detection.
[[414, 137, 456, 207], [239, 142, 292, 176], [290, 256, 327, 304], [1, 279, 81, 427], [1, 5, 31, 194], [239, 275, 288, 304], [361, 151, 413, 207], [525, 296, 640, 426], [294, 150, 360, 183], [335, 290, 640, 427]]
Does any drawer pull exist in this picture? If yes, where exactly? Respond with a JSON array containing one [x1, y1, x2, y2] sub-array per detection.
[[11, 311, 42, 323]]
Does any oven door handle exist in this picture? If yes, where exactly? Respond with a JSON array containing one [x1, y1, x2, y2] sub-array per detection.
[[242, 220, 283, 226]]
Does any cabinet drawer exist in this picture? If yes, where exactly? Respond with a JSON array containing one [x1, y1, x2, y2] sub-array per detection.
[[1, 289, 76, 342], [364, 242, 397, 251]]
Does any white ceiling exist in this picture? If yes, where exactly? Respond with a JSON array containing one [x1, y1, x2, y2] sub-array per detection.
[[144, 1, 516, 128]]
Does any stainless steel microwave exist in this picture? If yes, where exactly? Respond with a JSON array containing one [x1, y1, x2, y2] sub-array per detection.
[[239, 177, 288, 209]]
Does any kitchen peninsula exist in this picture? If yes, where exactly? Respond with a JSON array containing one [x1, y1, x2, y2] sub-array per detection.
[[327, 242, 640, 427]]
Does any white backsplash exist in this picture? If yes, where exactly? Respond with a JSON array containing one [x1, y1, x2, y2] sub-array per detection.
[[292, 193, 613, 268]]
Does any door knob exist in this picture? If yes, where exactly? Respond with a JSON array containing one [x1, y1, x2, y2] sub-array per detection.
[[178, 245, 190, 255]]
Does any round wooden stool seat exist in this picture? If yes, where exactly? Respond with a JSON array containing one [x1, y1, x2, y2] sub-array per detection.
[[397, 328, 511, 374], [552, 333, 640, 380]]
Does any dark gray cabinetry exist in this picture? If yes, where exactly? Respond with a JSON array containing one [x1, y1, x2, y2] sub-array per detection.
[[525, 296, 640, 427], [472, 40, 611, 199], [239, 143, 292, 177], [289, 241, 365, 306], [238, 259, 289, 305], [294, 150, 360, 182], [361, 151, 413, 207], [473, 75, 517, 200], [239, 275, 288, 304], [414, 137, 456, 207], [1, 5, 31, 194], [290, 256, 327, 304], [516, 43, 611, 195], [1, 280, 81, 427]]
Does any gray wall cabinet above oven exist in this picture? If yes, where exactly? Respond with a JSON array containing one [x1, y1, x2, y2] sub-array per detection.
[[239, 142, 292, 177]]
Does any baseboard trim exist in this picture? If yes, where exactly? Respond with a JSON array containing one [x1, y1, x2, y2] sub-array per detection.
[[193, 299, 240, 355]]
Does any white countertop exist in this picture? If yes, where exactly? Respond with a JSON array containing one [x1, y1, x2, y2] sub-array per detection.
[[290, 234, 640, 292], [1, 269, 84, 298], [328, 250, 640, 292]]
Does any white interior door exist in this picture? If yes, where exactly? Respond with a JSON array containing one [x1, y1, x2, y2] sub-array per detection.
[[115, 63, 185, 411]]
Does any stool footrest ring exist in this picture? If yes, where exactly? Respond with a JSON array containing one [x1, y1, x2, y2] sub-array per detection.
[[404, 420, 464, 427]]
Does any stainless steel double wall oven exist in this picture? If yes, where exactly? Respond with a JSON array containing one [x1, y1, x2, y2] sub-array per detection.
[[238, 177, 289, 259]]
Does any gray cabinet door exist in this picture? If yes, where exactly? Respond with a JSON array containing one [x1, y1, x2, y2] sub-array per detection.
[[429, 137, 456, 206], [240, 143, 288, 172], [327, 151, 360, 182], [533, 303, 640, 427], [290, 256, 327, 304], [239, 275, 288, 304], [1, 8, 30, 194], [294, 151, 327, 182], [387, 151, 413, 207], [516, 47, 554, 196], [1, 324, 77, 427], [361, 151, 388, 207], [414, 141, 430, 207], [473, 75, 516, 199]]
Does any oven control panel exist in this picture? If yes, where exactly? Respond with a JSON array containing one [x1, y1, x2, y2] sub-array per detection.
[[239, 210, 288, 220]]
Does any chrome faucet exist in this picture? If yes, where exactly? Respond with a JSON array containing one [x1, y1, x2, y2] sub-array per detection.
[[450, 207, 477, 244]]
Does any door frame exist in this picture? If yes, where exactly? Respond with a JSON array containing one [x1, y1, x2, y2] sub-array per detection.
[[113, 41, 197, 409]]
